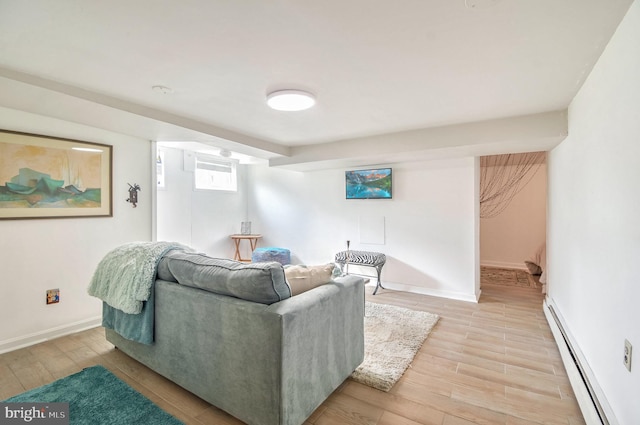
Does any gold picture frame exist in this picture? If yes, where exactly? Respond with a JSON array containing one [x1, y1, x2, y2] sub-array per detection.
[[0, 129, 112, 219]]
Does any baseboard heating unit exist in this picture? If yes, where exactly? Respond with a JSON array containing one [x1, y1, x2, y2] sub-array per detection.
[[543, 300, 614, 425]]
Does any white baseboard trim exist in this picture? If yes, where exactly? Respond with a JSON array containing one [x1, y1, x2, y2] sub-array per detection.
[[381, 281, 480, 303], [481, 260, 527, 270], [348, 271, 480, 303], [543, 298, 616, 425], [0, 316, 102, 355], [349, 264, 480, 303]]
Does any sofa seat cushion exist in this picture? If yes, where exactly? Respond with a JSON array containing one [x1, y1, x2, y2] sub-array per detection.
[[284, 264, 336, 296], [157, 251, 291, 304]]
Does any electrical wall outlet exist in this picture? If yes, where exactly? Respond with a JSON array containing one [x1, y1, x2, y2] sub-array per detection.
[[46, 288, 60, 305], [623, 339, 632, 371]]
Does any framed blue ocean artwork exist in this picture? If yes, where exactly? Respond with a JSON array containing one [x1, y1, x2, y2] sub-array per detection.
[[345, 168, 392, 199]]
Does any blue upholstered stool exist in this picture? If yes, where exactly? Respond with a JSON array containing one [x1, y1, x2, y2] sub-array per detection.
[[251, 247, 291, 265]]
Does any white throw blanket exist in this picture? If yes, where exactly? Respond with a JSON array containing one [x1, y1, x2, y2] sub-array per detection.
[[87, 241, 187, 314]]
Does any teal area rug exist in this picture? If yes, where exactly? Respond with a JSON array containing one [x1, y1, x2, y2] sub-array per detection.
[[3, 365, 184, 425]]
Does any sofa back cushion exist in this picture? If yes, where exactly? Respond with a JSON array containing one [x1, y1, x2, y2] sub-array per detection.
[[157, 251, 291, 304]]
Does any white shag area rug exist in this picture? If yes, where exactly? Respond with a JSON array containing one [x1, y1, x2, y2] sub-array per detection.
[[351, 301, 439, 392]]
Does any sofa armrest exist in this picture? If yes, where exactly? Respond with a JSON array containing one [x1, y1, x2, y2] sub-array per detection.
[[266, 275, 365, 424]]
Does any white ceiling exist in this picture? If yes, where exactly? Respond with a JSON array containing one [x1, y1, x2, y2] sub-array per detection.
[[0, 0, 634, 169]]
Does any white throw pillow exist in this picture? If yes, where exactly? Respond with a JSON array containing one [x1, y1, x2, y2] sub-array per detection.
[[284, 264, 335, 296]]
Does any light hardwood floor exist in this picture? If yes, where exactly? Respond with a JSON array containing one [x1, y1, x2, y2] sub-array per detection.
[[0, 281, 584, 425]]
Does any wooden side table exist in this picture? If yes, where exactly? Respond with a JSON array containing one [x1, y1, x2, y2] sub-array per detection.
[[230, 234, 262, 262]]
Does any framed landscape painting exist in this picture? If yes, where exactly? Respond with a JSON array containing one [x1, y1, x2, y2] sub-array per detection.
[[0, 130, 112, 219], [345, 168, 392, 199]]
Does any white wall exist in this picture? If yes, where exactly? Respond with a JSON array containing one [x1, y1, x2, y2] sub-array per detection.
[[156, 147, 192, 245], [248, 157, 480, 302], [547, 1, 640, 423], [0, 107, 152, 353], [480, 163, 547, 269], [156, 147, 248, 258]]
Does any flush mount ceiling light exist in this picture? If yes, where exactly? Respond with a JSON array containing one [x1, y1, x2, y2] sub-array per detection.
[[266, 89, 316, 111]]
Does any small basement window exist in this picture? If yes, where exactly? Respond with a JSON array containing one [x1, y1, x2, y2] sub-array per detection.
[[194, 153, 237, 192]]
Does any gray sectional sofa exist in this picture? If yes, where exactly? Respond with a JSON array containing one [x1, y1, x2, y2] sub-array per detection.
[[104, 250, 365, 425]]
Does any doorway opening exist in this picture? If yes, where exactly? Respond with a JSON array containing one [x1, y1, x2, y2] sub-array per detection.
[[479, 152, 547, 293]]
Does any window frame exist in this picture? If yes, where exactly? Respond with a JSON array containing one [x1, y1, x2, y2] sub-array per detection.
[[193, 152, 238, 192]]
